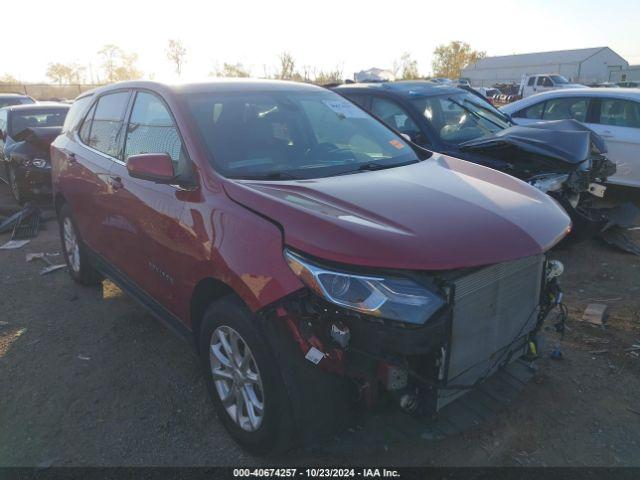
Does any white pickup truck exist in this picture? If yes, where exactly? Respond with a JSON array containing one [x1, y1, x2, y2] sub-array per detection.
[[520, 74, 585, 98]]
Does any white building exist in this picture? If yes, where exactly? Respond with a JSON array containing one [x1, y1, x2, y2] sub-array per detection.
[[609, 65, 640, 83], [462, 47, 628, 86], [354, 68, 395, 83]]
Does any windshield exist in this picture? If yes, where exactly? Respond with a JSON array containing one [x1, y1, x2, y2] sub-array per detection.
[[9, 108, 68, 135], [409, 92, 510, 145], [184, 90, 421, 180], [550, 75, 570, 84]]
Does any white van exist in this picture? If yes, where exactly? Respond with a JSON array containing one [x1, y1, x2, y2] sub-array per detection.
[[520, 74, 585, 98]]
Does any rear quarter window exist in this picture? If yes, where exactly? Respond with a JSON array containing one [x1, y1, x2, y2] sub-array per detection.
[[63, 95, 94, 134]]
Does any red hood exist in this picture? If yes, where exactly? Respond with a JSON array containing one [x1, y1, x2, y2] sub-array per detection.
[[222, 154, 571, 271]]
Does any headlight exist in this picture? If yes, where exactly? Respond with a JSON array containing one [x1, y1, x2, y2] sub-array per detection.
[[529, 173, 569, 193], [284, 249, 445, 325]]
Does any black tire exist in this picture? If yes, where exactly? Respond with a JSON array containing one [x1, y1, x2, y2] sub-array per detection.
[[58, 203, 101, 286], [7, 165, 27, 205], [199, 296, 295, 454]]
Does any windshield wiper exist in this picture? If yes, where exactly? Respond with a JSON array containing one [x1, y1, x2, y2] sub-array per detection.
[[336, 159, 420, 176], [229, 171, 302, 180]]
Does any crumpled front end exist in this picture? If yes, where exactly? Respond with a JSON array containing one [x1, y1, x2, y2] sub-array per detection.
[[460, 119, 617, 240], [262, 250, 565, 416]]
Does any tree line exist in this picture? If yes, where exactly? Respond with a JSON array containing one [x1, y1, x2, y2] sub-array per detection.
[[0, 40, 485, 85]]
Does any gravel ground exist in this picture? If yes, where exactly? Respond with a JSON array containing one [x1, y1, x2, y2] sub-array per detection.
[[0, 183, 639, 466]]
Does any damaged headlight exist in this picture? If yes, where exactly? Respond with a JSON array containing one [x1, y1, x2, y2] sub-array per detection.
[[529, 173, 570, 193], [284, 249, 445, 325]]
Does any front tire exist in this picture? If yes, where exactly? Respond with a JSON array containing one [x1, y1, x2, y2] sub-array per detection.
[[8, 165, 26, 205], [58, 203, 101, 286], [199, 296, 294, 454]]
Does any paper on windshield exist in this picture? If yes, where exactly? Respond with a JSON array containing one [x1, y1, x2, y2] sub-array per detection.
[[323, 100, 369, 119]]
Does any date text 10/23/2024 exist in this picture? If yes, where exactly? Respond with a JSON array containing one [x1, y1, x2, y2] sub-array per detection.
[[233, 469, 401, 478]]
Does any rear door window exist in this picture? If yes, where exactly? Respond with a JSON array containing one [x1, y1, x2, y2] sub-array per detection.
[[542, 97, 589, 122], [597, 99, 640, 128], [63, 95, 93, 134], [124, 91, 187, 174], [527, 77, 536, 86], [85, 91, 131, 158]]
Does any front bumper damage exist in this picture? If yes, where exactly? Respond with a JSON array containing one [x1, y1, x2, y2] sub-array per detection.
[[263, 255, 565, 417]]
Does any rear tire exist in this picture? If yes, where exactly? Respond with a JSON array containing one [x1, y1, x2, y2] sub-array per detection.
[[58, 203, 101, 286], [199, 296, 295, 454]]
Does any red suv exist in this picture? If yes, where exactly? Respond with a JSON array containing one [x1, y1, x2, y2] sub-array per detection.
[[51, 80, 571, 453]]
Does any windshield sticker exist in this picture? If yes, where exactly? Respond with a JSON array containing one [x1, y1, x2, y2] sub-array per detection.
[[322, 100, 369, 119], [389, 139, 405, 149]]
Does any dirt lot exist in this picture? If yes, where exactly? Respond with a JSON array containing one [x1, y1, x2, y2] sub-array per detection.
[[1, 182, 640, 467]]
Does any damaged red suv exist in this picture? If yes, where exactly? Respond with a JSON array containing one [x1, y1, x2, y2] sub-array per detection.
[[51, 80, 571, 453]]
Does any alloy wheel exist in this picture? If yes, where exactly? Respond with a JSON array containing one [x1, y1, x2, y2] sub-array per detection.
[[209, 326, 265, 431]]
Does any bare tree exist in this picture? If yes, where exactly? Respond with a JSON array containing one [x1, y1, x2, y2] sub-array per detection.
[[277, 52, 296, 80], [0, 73, 19, 84], [98, 44, 123, 83], [211, 62, 251, 78], [432, 41, 486, 79], [166, 39, 187, 76], [46, 63, 86, 84], [98, 45, 143, 82], [46, 63, 72, 85]]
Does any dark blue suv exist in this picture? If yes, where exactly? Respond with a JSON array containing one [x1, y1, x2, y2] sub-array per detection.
[[334, 81, 616, 238]]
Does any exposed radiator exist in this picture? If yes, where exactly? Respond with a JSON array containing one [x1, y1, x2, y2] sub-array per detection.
[[438, 254, 545, 409]]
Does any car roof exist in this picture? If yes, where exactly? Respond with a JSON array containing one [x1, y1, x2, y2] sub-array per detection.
[[501, 88, 640, 113], [85, 79, 326, 99], [334, 80, 462, 97], [0, 93, 30, 98], [4, 103, 69, 112]]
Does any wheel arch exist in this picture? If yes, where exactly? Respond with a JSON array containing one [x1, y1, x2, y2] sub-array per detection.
[[190, 276, 237, 349]]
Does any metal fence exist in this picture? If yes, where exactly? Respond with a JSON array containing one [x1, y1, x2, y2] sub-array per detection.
[[0, 84, 104, 101]]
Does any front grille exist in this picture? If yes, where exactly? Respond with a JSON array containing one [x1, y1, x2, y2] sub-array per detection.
[[438, 254, 545, 409]]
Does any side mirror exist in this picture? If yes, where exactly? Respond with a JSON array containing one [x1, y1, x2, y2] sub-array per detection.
[[126, 153, 175, 183]]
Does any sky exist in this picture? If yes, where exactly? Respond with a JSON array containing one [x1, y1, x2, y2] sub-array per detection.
[[3, 0, 640, 83]]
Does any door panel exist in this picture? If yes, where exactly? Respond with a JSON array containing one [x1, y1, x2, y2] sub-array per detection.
[[62, 92, 132, 255], [106, 91, 191, 315], [588, 123, 640, 187], [588, 98, 640, 187]]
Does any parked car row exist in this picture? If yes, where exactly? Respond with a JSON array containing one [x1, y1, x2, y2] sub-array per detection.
[[501, 88, 640, 188], [4, 77, 633, 454], [41, 79, 580, 453]]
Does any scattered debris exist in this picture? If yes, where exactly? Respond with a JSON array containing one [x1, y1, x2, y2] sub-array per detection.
[[624, 345, 640, 353], [11, 208, 41, 240], [77, 355, 91, 361], [0, 204, 41, 238], [0, 239, 31, 250], [587, 349, 609, 355], [627, 407, 640, 416], [597, 202, 640, 255], [599, 228, 640, 256], [581, 303, 608, 326], [26, 252, 66, 275], [0, 321, 9, 326]]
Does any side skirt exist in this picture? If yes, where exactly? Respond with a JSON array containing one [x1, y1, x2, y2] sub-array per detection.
[[88, 250, 197, 350]]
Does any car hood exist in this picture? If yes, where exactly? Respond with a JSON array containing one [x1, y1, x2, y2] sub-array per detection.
[[222, 154, 571, 271], [459, 119, 606, 165]]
